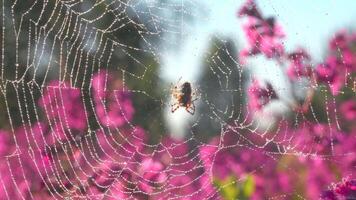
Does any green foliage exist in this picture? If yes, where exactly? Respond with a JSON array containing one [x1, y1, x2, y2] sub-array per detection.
[[195, 37, 244, 141], [214, 175, 255, 200], [124, 57, 167, 143]]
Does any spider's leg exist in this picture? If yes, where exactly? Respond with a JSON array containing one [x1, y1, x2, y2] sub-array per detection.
[[170, 83, 174, 91], [185, 107, 195, 115], [191, 96, 199, 102], [191, 93, 200, 102], [191, 88, 201, 101], [170, 84, 177, 94], [172, 77, 182, 91], [186, 103, 195, 115], [172, 106, 180, 113], [171, 103, 180, 113], [191, 102, 196, 113]]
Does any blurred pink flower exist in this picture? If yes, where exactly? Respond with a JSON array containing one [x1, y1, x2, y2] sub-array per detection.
[[340, 100, 356, 121], [138, 158, 167, 193], [44, 123, 67, 146], [322, 178, 356, 200], [106, 181, 127, 199], [239, 0, 285, 60], [316, 30, 356, 95], [92, 71, 134, 128], [329, 30, 348, 50], [238, 0, 262, 19], [15, 122, 47, 151], [307, 161, 335, 199], [199, 143, 218, 170], [39, 80, 87, 131], [248, 79, 278, 111], [316, 60, 345, 96], [287, 48, 311, 80], [0, 131, 10, 157], [342, 49, 355, 68]]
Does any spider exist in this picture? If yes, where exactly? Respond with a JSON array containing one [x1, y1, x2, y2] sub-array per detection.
[[170, 78, 199, 115]]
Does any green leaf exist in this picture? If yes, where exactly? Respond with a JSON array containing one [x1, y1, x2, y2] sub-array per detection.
[[213, 175, 255, 200], [242, 175, 255, 197]]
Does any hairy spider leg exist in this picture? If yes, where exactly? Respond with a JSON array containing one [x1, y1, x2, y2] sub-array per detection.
[[170, 77, 183, 90], [191, 96, 199, 102], [185, 103, 195, 115], [170, 84, 182, 99], [177, 76, 182, 84], [191, 88, 200, 99], [171, 103, 180, 113]]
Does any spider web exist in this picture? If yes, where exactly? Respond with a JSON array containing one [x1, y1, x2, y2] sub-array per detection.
[[0, 0, 355, 199]]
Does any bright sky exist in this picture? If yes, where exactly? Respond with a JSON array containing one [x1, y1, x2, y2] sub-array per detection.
[[160, 0, 356, 138]]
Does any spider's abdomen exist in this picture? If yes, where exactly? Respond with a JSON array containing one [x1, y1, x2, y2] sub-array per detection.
[[180, 82, 192, 106]]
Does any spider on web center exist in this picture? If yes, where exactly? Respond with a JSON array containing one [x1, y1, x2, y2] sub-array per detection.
[[170, 78, 199, 115]]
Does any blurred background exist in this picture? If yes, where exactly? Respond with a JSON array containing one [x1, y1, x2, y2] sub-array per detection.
[[0, 0, 355, 199]]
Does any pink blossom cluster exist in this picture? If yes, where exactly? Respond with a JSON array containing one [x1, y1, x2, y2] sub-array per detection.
[[240, 0, 355, 115], [0, 71, 217, 199], [92, 71, 134, 128], [38, 81, 87, 131], [286, 49, 312, 80], [199, 120, 356, 199], [238, 0, 285, 61], [0, 71, 139, 199], [316, 30, 356, 95], [238, 0, 315, 113], [321, 179, 356, 200], [247, 79, 278, 111], [238, 0, 356, 199]]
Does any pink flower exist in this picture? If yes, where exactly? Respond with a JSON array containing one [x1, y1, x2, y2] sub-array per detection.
[[321, 190, 337, 200], [342, 49, 355, 68], [316, 60, 345, 95], [100, 126, 147, 160], [333, 135, 356, 175], [317, 30, 356, 95], [92, 71, 134, 128], [329, 30, 348, 50], [307, 161, 335, 199], [242, 18, 285, 58], [335, 179, 356, 197], [287, 48, 311, 80], [123, 126, 147, 154], [0, 163, 30, 199], [199, 143, 219, 170], [138, 158, 167, 193], [15, 122, 47, 152], [106, 181, 127, 199], [0, 131, 10, 157], [238, 0, 262, 19], [239, 0, 285, 59], [248, 79, 278, 111], [45, 123, 67, 146], [168, 175, 197, 199], [322, 178, 356, 200], [39, 80, 87, 131], [340, 100, 356, 121], [290, 123, 334, 154], [1, 150, 50, 199]]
